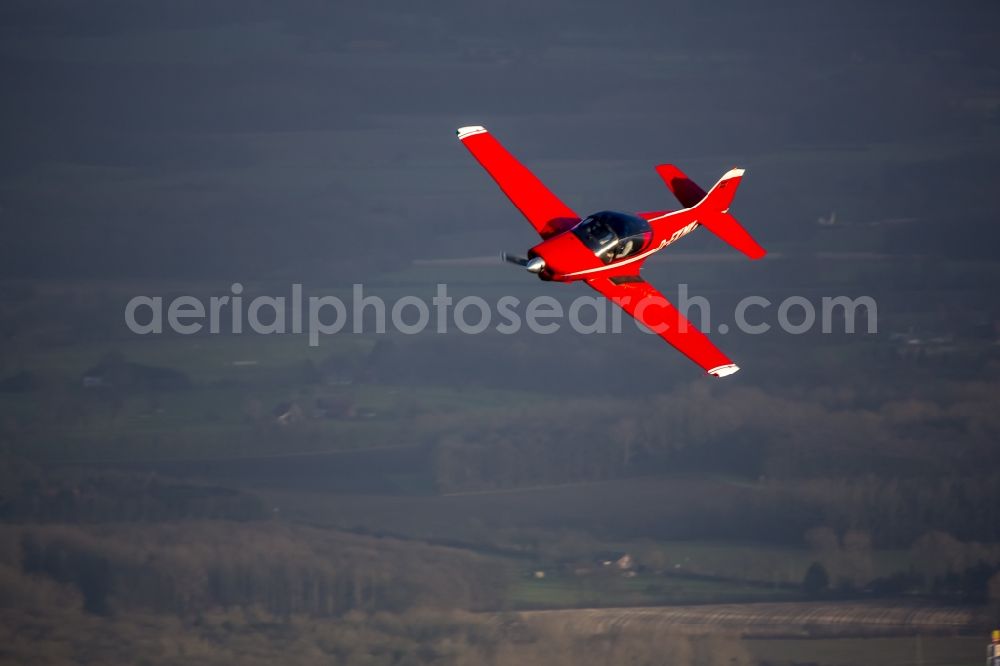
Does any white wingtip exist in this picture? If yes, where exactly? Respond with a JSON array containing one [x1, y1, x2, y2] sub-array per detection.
[[722, 168, 745, 180], [708, 363, 740, 378], [456, 125, 487, 140]]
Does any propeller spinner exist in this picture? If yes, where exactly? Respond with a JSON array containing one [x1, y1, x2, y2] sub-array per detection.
[[502, 253, 545, 274]]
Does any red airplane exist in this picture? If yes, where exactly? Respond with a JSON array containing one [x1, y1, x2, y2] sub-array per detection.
[[457, 125, 766, 378]]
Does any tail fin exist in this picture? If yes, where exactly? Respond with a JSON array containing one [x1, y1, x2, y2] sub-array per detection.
[[694, 168, 766, 260]]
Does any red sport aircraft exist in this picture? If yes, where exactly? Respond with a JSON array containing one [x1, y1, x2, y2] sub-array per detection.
[[457, 125, 766, 378]]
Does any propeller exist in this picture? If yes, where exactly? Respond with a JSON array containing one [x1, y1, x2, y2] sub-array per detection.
[[501, 253, 546, 274], [502, 252, 528, 267]]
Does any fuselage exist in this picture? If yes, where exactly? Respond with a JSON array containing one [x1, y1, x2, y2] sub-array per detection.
[[529, 206, 701, 281]]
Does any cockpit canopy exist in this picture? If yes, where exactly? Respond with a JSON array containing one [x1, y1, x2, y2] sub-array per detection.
[[571, 211, 652, 264]]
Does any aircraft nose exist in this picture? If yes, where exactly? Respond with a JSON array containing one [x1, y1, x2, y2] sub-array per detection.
[[525, 257, 546, 273]]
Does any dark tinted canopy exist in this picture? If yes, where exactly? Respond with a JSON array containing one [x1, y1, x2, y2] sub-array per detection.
[[571, 211, 652, 264]]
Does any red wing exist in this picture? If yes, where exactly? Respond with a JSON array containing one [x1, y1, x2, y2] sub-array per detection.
[[587, 274, 740, 377], [457, 126, 579, 238]]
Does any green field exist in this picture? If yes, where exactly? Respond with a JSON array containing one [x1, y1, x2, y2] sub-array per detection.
[[1, 293, 566, 463], [508, 572, 802, 609]]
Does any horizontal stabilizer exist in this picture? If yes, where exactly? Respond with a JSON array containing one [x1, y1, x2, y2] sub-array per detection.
[[695, 169, 766, 260], [655, 164, 707, 208]]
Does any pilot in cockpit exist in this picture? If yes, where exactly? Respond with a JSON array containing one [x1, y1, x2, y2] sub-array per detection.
[[572, 211, 652, 264]]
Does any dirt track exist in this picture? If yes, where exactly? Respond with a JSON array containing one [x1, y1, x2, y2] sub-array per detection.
[[499, 601, 990, 638]]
